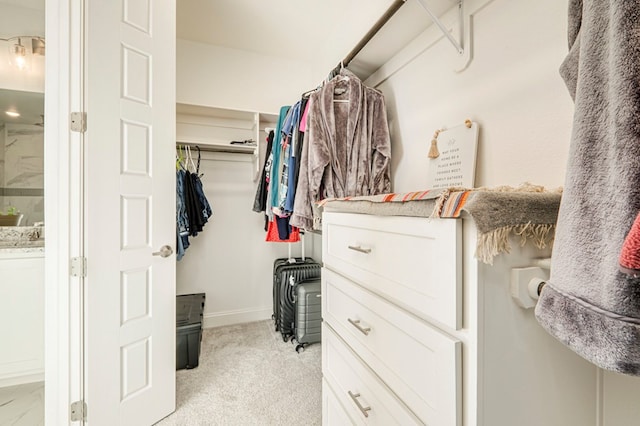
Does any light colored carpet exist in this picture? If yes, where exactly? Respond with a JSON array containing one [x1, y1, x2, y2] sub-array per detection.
[[157, 319, 322, 426]]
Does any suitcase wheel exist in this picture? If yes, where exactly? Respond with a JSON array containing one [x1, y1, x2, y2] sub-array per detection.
[[296, 344, 305, 353]]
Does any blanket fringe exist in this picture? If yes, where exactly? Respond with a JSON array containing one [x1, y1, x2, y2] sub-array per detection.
[[429, 187, 469, 218], [476, 222, 556, 264], [430, 189, 451, 218], [475, 182, 563, 194]]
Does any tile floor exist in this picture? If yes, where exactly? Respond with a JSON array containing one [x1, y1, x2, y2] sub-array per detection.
[[0, 381, 44, 426]]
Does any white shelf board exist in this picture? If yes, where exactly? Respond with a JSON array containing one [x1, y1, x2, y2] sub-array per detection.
[[176, 103, 256, 121]]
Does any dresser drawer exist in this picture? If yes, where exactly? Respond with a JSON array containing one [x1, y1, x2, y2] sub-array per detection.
[[323, 378, 359, 426], [322, 324, 422, 425], [322, 212, 462, 330], [323, 268, 461, 426]]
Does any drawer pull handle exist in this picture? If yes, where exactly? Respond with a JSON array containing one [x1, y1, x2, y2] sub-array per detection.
[[348, 391, 371, 418], [348, 245, 372, 254], [348, 318, 371, 336]]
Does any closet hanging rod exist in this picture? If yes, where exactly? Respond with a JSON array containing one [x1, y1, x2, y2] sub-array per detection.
[[177, 141, 255, 154], [337, 0, 407, 71]]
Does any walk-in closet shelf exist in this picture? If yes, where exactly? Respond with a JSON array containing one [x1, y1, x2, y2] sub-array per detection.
[[176, 103, 278, 180]]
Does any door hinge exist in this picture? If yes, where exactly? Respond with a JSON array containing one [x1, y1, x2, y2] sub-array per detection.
[[70, 400, 87, 422], [70, 112, 87, 133], [70, 256, 87, 278]]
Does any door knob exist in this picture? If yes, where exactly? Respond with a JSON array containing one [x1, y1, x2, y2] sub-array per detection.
[[152, 245, 173, 258]]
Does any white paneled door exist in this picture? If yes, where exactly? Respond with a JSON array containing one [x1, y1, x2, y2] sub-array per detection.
[[84, 0, 176, 424]]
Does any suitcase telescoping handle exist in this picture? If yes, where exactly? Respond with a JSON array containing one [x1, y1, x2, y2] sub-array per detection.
[[287, 232, 306, 263]]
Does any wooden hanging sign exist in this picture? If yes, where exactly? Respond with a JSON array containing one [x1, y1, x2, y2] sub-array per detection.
[[426, 119, 479, 189]]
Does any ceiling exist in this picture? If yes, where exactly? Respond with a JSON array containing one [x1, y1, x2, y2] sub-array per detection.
[[176, 0, 394, 65], [176, 0, 455, 78], [0, 89, 44, 126], [0, 0, 455, 126], [0, 0, 45, 39]]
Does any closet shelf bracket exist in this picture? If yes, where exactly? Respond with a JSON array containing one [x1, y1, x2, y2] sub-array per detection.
[[416, 0, 473, 72]]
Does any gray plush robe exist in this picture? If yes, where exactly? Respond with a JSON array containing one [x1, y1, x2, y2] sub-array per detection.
[[535, 1, 640, 375], [290, 70, 391, 230]]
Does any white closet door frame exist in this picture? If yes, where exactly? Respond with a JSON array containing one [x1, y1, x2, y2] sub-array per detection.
[[45, 0, 84, 423]]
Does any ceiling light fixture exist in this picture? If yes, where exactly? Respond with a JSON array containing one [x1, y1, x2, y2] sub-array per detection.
[[5, 111, 21, 118], [1, 36, 45, 70], [31, 38, 45, 56], [11, 38, 27, 69]]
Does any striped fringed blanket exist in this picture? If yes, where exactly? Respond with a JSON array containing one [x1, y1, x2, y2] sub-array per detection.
[[319, 184, 562, 264]]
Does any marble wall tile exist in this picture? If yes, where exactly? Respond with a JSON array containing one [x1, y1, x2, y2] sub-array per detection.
[[1, 124, 44, 226], [4, 124, 44, 189], [0, 124, 5, 187]]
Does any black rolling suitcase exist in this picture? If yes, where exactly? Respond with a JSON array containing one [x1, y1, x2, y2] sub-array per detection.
[[272, 238, 321, 341], [273, 258, 320, 341], [273, 256, 306, 329], [292, 279, 321, 353]]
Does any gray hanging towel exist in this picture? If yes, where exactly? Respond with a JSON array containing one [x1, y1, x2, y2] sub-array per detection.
[[535, 0, 640, 375]]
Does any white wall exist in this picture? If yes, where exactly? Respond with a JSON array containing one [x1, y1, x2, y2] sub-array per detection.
[[368, 0, 573, 192], [176, 42, 321, 327], [177, 39, 317, 114], [602, 372, 640, 425]]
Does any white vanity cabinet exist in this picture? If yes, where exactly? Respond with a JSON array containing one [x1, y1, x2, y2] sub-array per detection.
[[321, 211, 597, 426], [0, 250, 44, 387]]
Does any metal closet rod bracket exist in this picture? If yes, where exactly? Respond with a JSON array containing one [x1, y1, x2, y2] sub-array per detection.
[[416, 0, 473, 72]]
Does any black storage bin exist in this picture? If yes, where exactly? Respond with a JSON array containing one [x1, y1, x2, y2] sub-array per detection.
[[176, 293, 206, 370]]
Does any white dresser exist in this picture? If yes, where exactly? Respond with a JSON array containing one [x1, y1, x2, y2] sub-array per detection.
[[321, 211, 597, 426]]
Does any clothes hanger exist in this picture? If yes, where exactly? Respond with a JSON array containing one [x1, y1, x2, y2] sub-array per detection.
[[186, 145, 196, 173], [334, 62, 350, 81], [195, 146, 202, 177], [301, 88, 317, 99], [176, 145, 185, 171], [333, 62, 350, 102], [184, 145, 190, 172]]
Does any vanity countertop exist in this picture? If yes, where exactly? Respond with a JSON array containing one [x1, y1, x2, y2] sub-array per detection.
[[0, 226, 45, 255]]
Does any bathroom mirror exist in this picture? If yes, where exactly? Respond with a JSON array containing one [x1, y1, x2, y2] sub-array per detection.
[[1, 0, 46, 229], [0, 88, 45, 226]]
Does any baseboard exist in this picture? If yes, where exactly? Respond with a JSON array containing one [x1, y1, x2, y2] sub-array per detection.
[[0, 371, 44, 388], [203, 307, 272, 329]]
